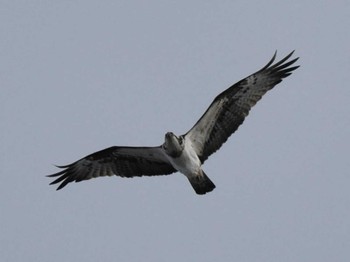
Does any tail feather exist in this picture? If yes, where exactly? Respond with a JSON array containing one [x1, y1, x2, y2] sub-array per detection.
[[188, 170, 216, 195]]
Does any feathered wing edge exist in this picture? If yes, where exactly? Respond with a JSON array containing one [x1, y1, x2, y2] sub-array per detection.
[[184, 51, 300, 162], [258, 50, 299, 78], [47, 146, 176, 190]]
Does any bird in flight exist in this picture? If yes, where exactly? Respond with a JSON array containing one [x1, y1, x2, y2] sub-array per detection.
[[48, 51, 299, 195]]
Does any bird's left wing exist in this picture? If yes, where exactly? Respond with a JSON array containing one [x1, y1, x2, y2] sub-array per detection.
[[47, 146, 176, 190], [184, 51, 299, 162]]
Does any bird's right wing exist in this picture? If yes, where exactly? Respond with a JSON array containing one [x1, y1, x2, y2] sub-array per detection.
[[47, 146, 176, 190]]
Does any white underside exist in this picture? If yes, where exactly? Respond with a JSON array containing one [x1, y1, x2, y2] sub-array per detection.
[[163, 138, 201, 178]]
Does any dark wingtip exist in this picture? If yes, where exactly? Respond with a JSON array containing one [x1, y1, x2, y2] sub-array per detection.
[[55, 183, 66, 191], [259, 50, 300, 79], [47, 166, 67, 177], [260, 51, 278, 71], [260, 50, 299, 72], [47, 164, 73, 190]]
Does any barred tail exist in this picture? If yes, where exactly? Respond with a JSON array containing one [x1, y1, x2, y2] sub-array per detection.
[[188, 170, 216, 195]]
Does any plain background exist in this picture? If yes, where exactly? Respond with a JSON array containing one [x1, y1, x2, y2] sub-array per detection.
[[1, 1, 349, 261]]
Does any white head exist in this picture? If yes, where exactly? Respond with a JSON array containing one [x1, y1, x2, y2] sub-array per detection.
[[162, 132, 185, 157]]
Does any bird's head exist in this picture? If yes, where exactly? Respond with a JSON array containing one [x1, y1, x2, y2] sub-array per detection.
[[162, 132, 184, 157]]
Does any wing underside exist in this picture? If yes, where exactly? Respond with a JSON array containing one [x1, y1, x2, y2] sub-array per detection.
[[185, 51, 299, 162], [48, 146, 176, 190]]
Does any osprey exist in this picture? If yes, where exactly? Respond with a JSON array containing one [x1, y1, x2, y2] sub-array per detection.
[[48, 51, 299, 195]]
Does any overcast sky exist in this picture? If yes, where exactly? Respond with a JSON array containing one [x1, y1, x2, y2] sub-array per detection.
[[1, 1, 349, 262]]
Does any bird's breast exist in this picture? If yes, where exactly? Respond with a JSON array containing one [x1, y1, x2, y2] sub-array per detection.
[[164, 139, 201, 176]]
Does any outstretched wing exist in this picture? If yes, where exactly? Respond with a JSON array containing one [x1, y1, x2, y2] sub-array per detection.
[[47, 146, 176, 190], [184, 51, 299, 162]]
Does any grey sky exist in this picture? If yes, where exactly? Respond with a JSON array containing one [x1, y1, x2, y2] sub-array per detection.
[[1, 1, 349, 261]]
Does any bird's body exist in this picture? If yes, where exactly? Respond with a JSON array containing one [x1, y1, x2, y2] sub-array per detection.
[[162, 132, 215, 194], [48, 51, 299, 195], [163, 133, 200, 176]]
